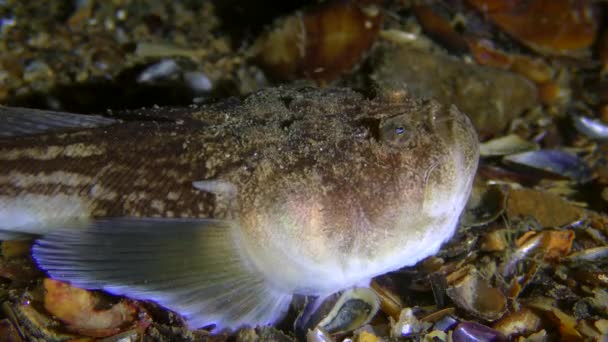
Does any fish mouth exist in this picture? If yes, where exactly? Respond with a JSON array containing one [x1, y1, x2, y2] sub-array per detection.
[[433, 107, 477, 149], [430, 106, 479, 187]]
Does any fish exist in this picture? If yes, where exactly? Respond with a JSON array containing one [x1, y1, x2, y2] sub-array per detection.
[[0, 86, 479, 331]]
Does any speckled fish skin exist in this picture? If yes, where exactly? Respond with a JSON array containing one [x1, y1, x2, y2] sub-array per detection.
[[0, 87, 479, 329]]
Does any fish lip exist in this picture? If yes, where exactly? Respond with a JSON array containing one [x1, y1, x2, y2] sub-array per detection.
[[431, 107, 479, 182], [432, 106, 471, 128], [433, 108, 477, 145]]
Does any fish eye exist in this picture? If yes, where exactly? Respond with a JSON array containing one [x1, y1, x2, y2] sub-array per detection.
[[379, 115, 413, 145]]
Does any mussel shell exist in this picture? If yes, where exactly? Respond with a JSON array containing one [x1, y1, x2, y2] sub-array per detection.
[[445, 267, 507, 322], [461, 182, 506, 227], [296, 288, 380, 337], [566, 246, 608, 263], [452, 322, 507, 342], [479, 134, 538, 157], [573, 115, 608, 141], [503, 149, 593, 183]]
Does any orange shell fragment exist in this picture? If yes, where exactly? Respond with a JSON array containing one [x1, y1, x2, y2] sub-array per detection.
[[252, 0, 383, 84], [43, 279, 148, 338], [466, 0, 599, 56], [506, 188, 584, 228], [516, 230, 575, 259]]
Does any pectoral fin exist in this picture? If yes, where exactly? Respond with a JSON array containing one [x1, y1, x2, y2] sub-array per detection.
[[32, 218, 292, 330]]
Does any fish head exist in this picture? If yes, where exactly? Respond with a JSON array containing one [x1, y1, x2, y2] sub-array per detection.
[[339, 93, 480, 260], [374, 97, 480, 222], [239, 90, 479, 293]]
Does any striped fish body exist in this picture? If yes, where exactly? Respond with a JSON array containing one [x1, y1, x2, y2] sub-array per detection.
[[1, 109, 230, 228], [0, 87, 479, 330]]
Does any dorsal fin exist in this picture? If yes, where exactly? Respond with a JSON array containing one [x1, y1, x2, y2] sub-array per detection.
[[0, 106, 118, 137]]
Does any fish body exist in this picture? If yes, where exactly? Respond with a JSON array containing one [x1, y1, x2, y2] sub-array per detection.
[[0, 87, 479, 329]]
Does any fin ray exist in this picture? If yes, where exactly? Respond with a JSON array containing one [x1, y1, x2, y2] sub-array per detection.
[[32, 218, 291, 330], [0, 106, 117, 137]]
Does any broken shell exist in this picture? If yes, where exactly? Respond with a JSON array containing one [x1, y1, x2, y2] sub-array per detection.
[[370, 280, 403, 320], [429, 273, 449, 309], [461, 182, 506, 227], [419, 256, 445, 273], [506, 262, 540, 299], [479, 230, 509, 252], [4, 300, 77, 340], [437, 232, 478, 258], [256, 326, 295, 342], [492, 308, 542, 337], [525, 329, 549, 340], [43, 279, 149, 338], [537, 80, 571, 106], [509, 56, 555, 85], [466, 0, 599, 56], [136, 59, 181, 83], [317, 288, 380, 335], [307, 327, 334, 342], [588, 288, 608, 313], [355, 330, 381, 342], [566, 246, 608, 263], [236, 327, 258, 341], [412, 5, 469, 53], [576, 319, 603, 340], [583, 226, 608, 245], [477, 164, 540, 185], [500, 230, 574, 276], [595, 319, 608, 334], [526, 298, 584, 341], [466, 39, 514, 70], [500, 230, 574, 277], [432, 314, 459, 332], [1, 240, 32, 258], [0, 319, 23, 342], [506, 188, 585, 228], [390, 308, 432, 338], [251, 0, 382, 83], [99, 329, 142, 342], [299, 288, 380, 337], [452, 322, 507, 342], [479, 134, 538, 157], [420, 307, 456, 325], [467, 39, 554, 84], [503, 149, 593, 183], [445, 266, 507, 322], [573, 115, 608, 141], [516, 230, 574, 259]]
